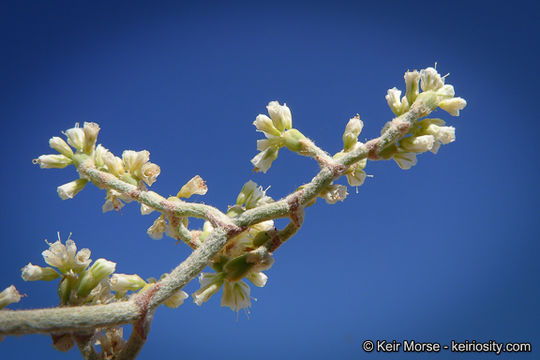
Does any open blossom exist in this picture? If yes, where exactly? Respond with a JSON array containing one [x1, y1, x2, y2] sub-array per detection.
[[177, 175, 208, 198], [393, 152, 418, 170], [221, 280, 251, 312], [147, 215, 167, 240], [320, 184, 348, 204], [164, 289, 189, 308], [42, 237, 92, 274], [420, 67, 444, 91], [236, 180, 273, 209], [386, 87, 408, 115], [65, 125, 85, 151], [0, 285, 22, 309], [57, 179, 88, 200]]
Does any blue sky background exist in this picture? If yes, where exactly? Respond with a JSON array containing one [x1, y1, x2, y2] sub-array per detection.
[[1, 0, 539, 359]]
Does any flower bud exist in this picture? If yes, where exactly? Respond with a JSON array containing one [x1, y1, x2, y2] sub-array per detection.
[[65, 125, 85, 151], [76, 258, 116, 298], [82, 122, 100, 154], [110, 274, 146, 295], [49, 137, 73, 158], [192, 272, 224, 306], [399, 135, 435, 153], [21, 263, 60, 281], [386, 87, 403, 115], [0, 285, 22, 309], [404, 70, 420, 104], [266, 101, 292, 131], [36, 154, 73, 169], [438, 97, 467, 116], [57, 179, 88, 200], [342, 117, 363, 151], [253, 114, 282, 137]]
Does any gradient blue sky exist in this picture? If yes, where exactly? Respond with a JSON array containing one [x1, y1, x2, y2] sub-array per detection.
[[1, 1, 539, 359]]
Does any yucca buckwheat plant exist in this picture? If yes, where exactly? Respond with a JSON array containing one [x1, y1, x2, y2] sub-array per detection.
[[0, 65, 466, 360]]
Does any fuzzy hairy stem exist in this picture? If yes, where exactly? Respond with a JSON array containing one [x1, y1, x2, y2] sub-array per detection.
[[0, 97, 432, 349]]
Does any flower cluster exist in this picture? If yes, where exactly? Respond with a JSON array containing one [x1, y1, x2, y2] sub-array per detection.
[[190, 181, 274, 312], [383, 66, 466, 170], [35, 122, 161, 212], [333, 116, 368, 189], [251, 101, 308, 173]]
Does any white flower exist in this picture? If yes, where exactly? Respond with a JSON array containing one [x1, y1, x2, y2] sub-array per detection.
[[221, 280, 251, 312], [141, 162, 160, 186], [438, 97, 467, 116], [393, 152, 418, 170], [250, 146, 279, 173], [49, 137, 73, 158], [177, 175, 208, 198], [342, 117, 363, 151], [192, 272, 224, 306], [399, 135, 435, 153], [346, 161, 367, 187], [320, 184, 348, 204], [236, 180, 273, 209], [93, 144, 108, 168], [247, 272, 268, 287], [82, 122, 100, 154], [36, 154, 73, 169], [42, 237, 92, 274], [0, 285, 22, 309], [425, 124, 456, 145], [253, 114, 282, 137], [436, 84, 455, 99], [57, 179, 88, 200], [103, 152, 125, 177], [386, 87, 407, 116], [102, 190, 131, 213], [164, 290, 189, 308], [122, 150, 150, 178], [21, 263, 60, 281], [76, 258, 116, 298], [147, 216, 167, 240], [140, 203, 154, 215], [404, 70, 420, 103], [109, 274, 146, 294], [65, 124, 85, 151], [420, 67, 444, 91], [266, 101, 292, 131]]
